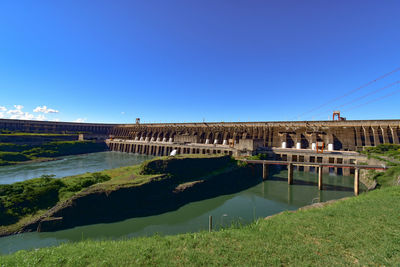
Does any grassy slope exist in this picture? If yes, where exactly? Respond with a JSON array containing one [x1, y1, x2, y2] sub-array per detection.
[[362, 144, 400, 187], [1, 186, 399, 266]]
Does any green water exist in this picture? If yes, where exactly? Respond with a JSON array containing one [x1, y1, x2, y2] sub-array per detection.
[[0, 151, 154, 184], [0, 154, 362, 255]]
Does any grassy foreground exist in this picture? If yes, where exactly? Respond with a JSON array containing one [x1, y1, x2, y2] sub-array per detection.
[[1, 185, 399, 266]]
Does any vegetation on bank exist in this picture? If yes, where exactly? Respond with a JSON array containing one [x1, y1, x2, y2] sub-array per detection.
[[1, 184, 399, 266], [0, 155, 238, 235], [0, 141, 107, 166], [0, 173, 111, 226], [361, 144, 400, 187]]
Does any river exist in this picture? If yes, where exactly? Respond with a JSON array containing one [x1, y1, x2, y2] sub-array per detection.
[[0, 151, 362, 254]]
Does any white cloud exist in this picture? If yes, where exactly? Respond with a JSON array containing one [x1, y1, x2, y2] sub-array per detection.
[[121, 111, 125, 115], [7, 105, 24, 116], [74, 118, 86, 123], [33, 105, 59, 114], [1, 104, 51, 121]]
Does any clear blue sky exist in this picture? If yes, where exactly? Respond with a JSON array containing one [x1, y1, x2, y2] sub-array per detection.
[[0, 0, 399, 123]]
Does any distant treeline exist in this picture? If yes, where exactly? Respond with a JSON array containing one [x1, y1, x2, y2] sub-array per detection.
[[0, 141, 107, 166]]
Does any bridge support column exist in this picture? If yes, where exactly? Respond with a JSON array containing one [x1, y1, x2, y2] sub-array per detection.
[[343, 159, 351, 176], [262, 163, 269, 180], [288, 163, 293, 184], [354, 168, 359, 196], [318, 166, 323, 190]]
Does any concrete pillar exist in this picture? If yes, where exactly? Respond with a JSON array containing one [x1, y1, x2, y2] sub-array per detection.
[[328, 144, 334, 151], [318, 166, 323, 190], [282, 141, 287, 148], [296, 142, 301, 149], [355, 127, 362, 147], [214, 139, 218, 144], [156, 146, 160, 156], [354, 168, 359, 196], [304, 155, 310, 172], [140, 137, 144, 141], [381, 126, 388, 144], [391, 127, 399, 144], [205, 139, 210, 144], [156, 137, 161, 142], [372, 127, 380, 146], [262, 164, 269, 180], [311, 143, 316, 150], [145, 137, 149, 142], [363, 126, 371, 146], [135, 137, 139, 141], [169, 137, 173, 143], [288, 163, 293, 184], [343, 159, 350, 176], [223, 140, 228, 145], [151, 137, 155, 142], [162, 137, 167, 142]]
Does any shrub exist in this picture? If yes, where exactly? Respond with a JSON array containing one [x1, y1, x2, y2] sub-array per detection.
[[0, 152, 30, 162]]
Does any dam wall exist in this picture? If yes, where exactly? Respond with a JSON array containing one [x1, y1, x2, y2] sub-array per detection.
[[108, 120, 400, 154], [0, 119, 118, 136]]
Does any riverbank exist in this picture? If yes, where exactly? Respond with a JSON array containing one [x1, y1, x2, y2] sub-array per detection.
[[0, 155, 259, 236], [0, 141, 107, 166], [1, 182, 399, 265]]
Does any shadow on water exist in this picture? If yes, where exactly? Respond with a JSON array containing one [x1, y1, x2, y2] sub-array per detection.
[[267, 176, 354, 192], [0, 159, 358, 255]]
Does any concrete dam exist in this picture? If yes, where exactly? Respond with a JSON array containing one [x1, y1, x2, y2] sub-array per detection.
[[107, 119, 400, 155], [1, 118, 399, 156]]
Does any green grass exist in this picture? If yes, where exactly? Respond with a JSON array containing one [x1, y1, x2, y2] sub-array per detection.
[[1, 186, 399, 266], [361, 144, 400, 187], [0, 173, 111, 226]]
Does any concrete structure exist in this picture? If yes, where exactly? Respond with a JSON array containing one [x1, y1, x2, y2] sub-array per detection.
[[0, 118, 117, 135], [107, 119, 400, 155], [244, 159, 387, 195], [2, 118, 399, 159]]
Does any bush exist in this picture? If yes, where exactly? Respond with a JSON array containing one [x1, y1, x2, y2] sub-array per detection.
[[0, 143, 30, 152], [0, 173, 111, 226], [0, 152, 30, 162]]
